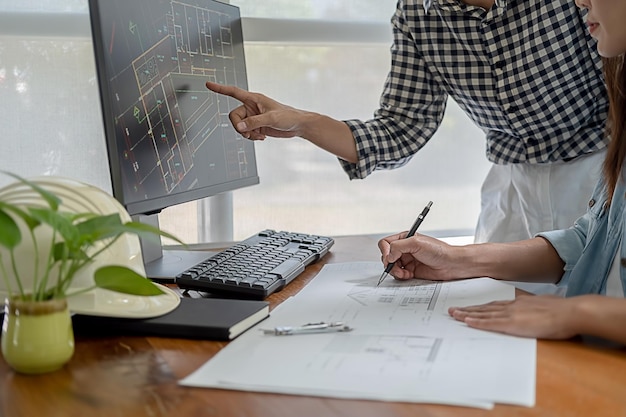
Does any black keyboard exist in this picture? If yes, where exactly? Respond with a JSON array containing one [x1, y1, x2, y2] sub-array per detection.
[[175, 230, 334, 300]]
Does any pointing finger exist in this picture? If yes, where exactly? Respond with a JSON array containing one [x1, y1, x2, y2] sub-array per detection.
[[206, 81, 252, 103]]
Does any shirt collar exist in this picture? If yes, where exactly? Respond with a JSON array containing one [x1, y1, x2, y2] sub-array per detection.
[[423, 0, 503, 14]]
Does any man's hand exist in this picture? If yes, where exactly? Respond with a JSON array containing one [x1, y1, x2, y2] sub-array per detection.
[[206, 82, 308, 140]]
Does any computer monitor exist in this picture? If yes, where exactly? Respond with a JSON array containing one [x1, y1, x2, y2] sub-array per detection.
[[89, 0, 259, 281]]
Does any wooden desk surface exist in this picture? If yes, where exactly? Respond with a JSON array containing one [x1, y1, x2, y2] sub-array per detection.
[[2, 235, 626, 417]]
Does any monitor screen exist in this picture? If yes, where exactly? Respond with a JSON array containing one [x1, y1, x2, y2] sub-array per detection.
[[89, 0, 258, 217], [89, 0, 258, 280]]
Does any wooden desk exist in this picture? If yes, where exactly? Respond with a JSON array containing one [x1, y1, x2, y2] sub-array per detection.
[[2, 235, 626, 417]]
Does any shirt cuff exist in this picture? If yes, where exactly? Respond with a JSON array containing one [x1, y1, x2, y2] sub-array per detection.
[[536, 228, 585, 287], [339, 119, 377, 180]]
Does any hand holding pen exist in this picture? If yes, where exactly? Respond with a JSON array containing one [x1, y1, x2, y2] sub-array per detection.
[[377, 201, 433, 286]]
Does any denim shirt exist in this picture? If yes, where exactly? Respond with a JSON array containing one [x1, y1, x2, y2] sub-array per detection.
[[538, 176, 626, 297]]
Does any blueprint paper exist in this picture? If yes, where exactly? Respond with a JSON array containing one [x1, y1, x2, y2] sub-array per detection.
[[180, 262, 535, 408]]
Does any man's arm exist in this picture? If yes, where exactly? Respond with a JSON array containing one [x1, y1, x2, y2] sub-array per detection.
[[206, 82, 358, 163]]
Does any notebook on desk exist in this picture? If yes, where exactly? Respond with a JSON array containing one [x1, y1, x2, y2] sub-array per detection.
[[72, 297, 269, 340]]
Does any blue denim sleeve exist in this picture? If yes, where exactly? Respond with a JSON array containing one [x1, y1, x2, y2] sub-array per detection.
[[536, 213, 589, 287]]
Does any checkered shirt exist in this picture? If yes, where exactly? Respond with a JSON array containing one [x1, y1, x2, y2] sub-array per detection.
[[341, 0, 609, 179]]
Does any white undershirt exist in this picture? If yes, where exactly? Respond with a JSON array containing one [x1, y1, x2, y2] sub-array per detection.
[[606, 252, 624, 298]]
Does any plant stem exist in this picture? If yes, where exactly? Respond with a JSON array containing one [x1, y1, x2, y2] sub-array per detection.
[[37, 231, 57, 301], [28, 228, 41, 299], [65, 285, 97, 298], [0, 253, 15, 296], [9, 250, 25, 298], [59, 260, 84, 297], [89, 235, 122, 261]]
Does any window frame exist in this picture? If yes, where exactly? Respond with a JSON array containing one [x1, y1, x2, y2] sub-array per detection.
[[0, 5, 398, 243]]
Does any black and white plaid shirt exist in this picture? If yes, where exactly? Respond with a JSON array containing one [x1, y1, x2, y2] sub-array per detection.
[[341, 0, 609, 179]]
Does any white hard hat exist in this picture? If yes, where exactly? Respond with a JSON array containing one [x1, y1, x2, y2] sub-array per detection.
[[0, 176, 179, 318]]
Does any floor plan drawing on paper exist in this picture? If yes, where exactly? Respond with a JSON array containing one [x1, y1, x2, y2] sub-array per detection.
[[308, 334, 443, 378], [348, 280, 441, 309], [292, 262, 518, 335], [181, 262, 536, 408]]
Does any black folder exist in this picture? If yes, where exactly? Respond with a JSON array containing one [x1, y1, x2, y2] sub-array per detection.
[[72, 297, 269, 340]]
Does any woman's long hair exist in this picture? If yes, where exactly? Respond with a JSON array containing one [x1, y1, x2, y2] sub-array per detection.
[[603, 55, 626, 203]]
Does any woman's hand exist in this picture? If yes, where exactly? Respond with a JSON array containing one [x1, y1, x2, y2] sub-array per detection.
[[377, 232, 464, 281], [448, 295, 579, 339]]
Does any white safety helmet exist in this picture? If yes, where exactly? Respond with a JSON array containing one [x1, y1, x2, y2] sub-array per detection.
[[0, 176, 179, 318]]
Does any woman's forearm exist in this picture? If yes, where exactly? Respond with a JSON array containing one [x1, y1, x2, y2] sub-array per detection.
[[574, 295, 626, 345], [457, 237, 565, 284]]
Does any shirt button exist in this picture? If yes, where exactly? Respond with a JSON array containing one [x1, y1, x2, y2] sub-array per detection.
[[621, 258, 626, 268], [588, 199, 596, 207], [494, 61, 506, 70], [603, 201, 610, 211]]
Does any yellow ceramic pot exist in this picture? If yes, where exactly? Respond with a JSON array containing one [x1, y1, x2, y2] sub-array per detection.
[[1, 297, 74, 374]]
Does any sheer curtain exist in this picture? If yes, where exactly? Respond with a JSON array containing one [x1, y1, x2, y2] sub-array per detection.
[[0, 3, 110, 193], [0, 0, 489, 244]]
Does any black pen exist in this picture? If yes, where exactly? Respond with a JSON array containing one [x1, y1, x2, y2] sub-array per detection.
[[377, 201, 433, 287]]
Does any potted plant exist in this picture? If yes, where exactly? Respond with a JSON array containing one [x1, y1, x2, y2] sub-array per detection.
[[0, 172, 184, 374]]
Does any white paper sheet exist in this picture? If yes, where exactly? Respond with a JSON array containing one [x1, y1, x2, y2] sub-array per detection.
[[180, 262, 536, 408]]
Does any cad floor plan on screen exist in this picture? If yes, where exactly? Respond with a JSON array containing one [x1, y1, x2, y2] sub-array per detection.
[[98, 0, 252, 203]]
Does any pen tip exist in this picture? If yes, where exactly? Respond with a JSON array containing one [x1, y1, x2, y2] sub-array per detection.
[[377, 272, 387, 287]]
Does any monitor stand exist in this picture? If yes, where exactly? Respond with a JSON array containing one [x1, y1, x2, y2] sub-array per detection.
[[133, 213, 214, 283]]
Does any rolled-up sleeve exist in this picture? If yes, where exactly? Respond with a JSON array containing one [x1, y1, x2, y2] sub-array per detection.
[[537, 213, 590, 286], [338, 2, 447, 180]]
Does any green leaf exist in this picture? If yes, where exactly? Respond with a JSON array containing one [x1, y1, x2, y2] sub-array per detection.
[[53, 242, 89, 262], [75, 213, 125, 243], [0, 208, 21, 249], [2, 171, 61, 211], [94, 265, 165, 296], [120, 221, 187, 246], [0, 202, 40, 231], [28, 207, 79, 243], [71, 212, 98, 222]]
